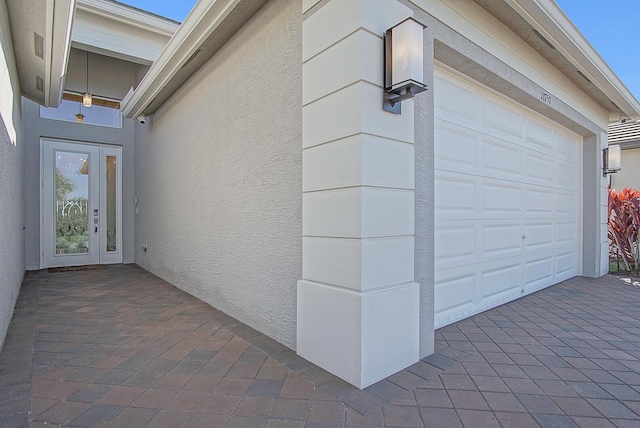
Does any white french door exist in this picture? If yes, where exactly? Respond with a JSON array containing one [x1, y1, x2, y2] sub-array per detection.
[[42, 139, 122, 268]]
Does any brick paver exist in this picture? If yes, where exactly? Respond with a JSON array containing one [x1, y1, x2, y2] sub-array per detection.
[[0, 265, 640, 426]]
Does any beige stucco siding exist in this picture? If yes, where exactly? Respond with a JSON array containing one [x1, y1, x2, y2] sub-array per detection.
[[611, 148, 640, 191], [0, 0, 25, 347], [134, 0, 302, 348]]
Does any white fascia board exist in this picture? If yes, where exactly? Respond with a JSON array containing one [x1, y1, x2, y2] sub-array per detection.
[[507, 0, 640, 119], [77, 0, 179, 37], [121, 0, 242, 119], [71, 10, 169, 65], [44, 0, 77, 107]]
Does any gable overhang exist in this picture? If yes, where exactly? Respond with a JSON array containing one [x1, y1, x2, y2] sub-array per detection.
[[496, 0, 640, 121], [121, 0, 268, 119], [73, 0, 179, 66]]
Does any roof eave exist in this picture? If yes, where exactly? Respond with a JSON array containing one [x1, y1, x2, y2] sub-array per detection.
[[121, 0, 268, 119], [44, 0, 77, 107], [506, 0, 640, 120]]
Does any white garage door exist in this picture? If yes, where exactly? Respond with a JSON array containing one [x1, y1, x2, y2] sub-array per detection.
[[434, 66, 582, 329]]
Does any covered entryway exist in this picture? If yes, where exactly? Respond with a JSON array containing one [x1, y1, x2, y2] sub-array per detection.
[[434, 65, 582, 328]]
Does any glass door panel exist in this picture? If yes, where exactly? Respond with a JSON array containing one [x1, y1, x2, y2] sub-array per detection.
[[101, 146, 122, 265], [106, 155, 117, 253], [55, 151, 90, 255]]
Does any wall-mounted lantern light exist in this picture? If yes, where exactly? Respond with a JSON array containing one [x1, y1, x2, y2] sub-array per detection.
[[603, 144, 621, 176], [383, 17, 428, 114]]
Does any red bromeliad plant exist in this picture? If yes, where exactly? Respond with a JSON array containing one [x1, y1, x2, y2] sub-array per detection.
[[609, 188, 640, 271]]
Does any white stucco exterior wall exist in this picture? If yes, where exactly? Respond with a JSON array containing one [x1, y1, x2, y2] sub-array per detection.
[[0, 0, 25, 347], [134, 0, 302, 348]]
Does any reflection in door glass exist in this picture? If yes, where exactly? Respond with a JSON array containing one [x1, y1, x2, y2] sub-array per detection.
[[106, 156, 117, 252], [55, 151, 89, 255]]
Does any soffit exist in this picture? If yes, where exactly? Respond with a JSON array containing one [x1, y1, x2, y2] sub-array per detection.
[[473, 0, 640, 120], [6, 0, 75, 107], [73, 0, 179, 66]]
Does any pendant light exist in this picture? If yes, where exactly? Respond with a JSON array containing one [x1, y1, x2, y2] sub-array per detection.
[[82, 51, 92, 108], [76, 94, 85, 122]]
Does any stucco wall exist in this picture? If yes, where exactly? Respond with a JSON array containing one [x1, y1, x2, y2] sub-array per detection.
[[22, 98, 136, 270], [0, 0, 24, 347], [611, 148, 640, 192], [134, 0, 302, 348]]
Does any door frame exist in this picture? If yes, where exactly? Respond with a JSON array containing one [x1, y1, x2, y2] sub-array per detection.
[[40, 138, 123, 268]]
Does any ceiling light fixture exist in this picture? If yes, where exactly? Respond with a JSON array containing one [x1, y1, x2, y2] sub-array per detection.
[[76, 94, 85, 122], [83, 51, 92, 108]]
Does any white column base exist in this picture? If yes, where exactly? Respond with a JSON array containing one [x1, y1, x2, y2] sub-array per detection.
[[297, 280, 420, 389]]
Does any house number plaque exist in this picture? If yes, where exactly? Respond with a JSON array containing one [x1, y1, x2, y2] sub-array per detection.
[[540, 91, 552, 106]]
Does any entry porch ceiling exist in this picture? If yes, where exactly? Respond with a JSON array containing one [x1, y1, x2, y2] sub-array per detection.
[[6, 0, 76, 107], [6, 0, 178, 108], [474, 0, 640, 121]]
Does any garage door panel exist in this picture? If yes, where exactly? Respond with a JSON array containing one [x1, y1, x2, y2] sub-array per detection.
[[481, 223, 522, 258], [524, 188, 555, 216], [482, 98, 523, 140], [525, 151, 555, 186], [557, 220, 578, 245], [526, 118, 555, 153], [524, 223, 554, 250], [524, 254, 554, 291], [556, 249, 578, 279], [434, 78, 477, 122], [482, 181, 522, 216], [482, 137, 525, 178], [557, 190, 579, 217], [556, 160, 580, 190], [435, 268, 477, 322], [434, 171, 476, 218], [434, 66, 581, 329], [434, 223, 476, 269], [480, 262, 522, 310], [556, 130, 581, 163], [434, 121, 478, 172]]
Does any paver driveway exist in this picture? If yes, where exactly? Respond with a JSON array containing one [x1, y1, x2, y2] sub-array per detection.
[[1, 264, 640, 427]]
